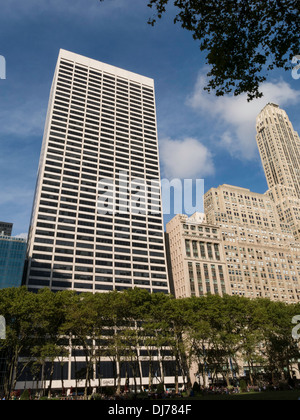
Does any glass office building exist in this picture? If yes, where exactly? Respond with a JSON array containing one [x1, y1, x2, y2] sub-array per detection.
[[0, 235, 27, 289]]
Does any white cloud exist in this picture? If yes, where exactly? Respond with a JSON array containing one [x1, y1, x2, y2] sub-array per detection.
[[13, 233, 28, 240], [186, 71, 300, 159], [0, 97, 46, 138], [159, 137, 215, 179]]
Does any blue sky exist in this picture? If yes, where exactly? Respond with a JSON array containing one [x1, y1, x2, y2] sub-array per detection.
[[0, 0, 299, 236]]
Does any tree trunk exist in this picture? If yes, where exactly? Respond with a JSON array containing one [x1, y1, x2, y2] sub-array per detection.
[[138, 359, 143, 392], [225, 370, 230, 387], [116, 357, 121, 395], [97, 357, 101, 393], [175, 362, 179, 394], [159, 355, 165, 388], [60, 362, 65, 396], [41, 361, 45, 397], [248, 360, 254, 386], [47, 360, 55, 398], [10, 347, 21, 399], [148, 358, 152, 390], [84, 360, 89, 400]]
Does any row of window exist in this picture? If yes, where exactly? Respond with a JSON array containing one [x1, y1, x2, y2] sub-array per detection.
[[55, 83, 155, 113], [59, 61, 155, 94], [183, 224, 218, 234], [18, 359, 177, 382], [55, 87, 155, 107], [37, 204, 163, 223], [45, 153, 159, 172], [185, 240, 221, 261], [47, 134, 159, 160], [27, 277, 168, 293], [188, 262, 226, 296]]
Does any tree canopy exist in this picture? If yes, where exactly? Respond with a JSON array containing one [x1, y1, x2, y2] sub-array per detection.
[[100, 0, 300, 101], [1, 287, 300, 399]]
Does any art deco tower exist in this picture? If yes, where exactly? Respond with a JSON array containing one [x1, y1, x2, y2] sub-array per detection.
[[25, 49, 169, 294], [256, 103, 300, 241]]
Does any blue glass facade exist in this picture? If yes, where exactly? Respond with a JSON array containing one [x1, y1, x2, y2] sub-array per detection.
[[0, 236, 27, 289]]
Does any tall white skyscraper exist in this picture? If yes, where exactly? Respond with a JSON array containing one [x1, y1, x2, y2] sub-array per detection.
[[25, 49, 169, 294], [256, 103, 300, 240]]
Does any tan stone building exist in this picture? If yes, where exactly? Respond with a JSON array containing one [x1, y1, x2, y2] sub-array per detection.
[[167, 184, 300, 304], [256, 103, 300, 241], [166, 104, 300, 386], [167, 104, 300, 305], [166, 212, 228, 299], [204, 184, 300, 303]]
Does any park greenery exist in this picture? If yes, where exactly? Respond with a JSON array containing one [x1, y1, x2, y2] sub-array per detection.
[[99, 0, 300, 101], [0, 287, 299, 399]]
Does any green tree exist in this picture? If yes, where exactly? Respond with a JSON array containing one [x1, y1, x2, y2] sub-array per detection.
[[256, 299, 300, 385], [92, 292, 114, 394], [238, 298, 267, 386], [150, 295, 192, 393], [60, 292, 99, 400], [20, 388, 30, 400], [1, 287, 299, 397], [99, 291, 133, 394], [100, 0, 300, 101], [30, 289, 73, 398], [185, 295, 217, 387], [0, 287, 37, 398]]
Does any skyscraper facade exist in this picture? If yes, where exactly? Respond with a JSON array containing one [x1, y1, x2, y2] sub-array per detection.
[[24, 49, 169, 294], [256, 103, 300, 240]]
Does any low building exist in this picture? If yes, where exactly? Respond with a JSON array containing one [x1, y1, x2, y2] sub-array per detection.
[[0, 235, 27, 289], [0, 222, 13, 237], [166, 212, 229, 299]]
